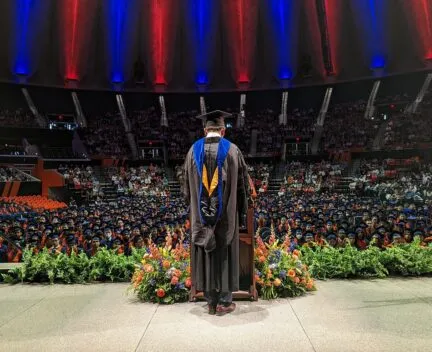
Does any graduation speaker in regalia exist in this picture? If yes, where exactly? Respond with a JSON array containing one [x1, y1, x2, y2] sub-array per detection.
[[181, 110, 250, 316]]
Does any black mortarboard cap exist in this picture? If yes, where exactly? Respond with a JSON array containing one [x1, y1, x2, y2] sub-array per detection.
[[197, 110, 233, 129]]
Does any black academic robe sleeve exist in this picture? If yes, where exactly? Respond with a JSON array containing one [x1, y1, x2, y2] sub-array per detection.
[[236, 148, 250, 225], [180, 149, 191, 205]]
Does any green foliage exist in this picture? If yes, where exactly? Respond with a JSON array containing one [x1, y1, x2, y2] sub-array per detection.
[[379, 239, 432, 276], [301, 240, 432, 279], [3, 240, 432, 306], [3, 248, 137, 284], [88, 249, 136, 282]]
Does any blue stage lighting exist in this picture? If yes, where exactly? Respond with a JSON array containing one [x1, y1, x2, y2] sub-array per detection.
[[13, 0, 32, 76], [371, 55, 386, 69], [196, 73, 208, 85], [268, 0, 299, 82], [188, 0, 217, 85]]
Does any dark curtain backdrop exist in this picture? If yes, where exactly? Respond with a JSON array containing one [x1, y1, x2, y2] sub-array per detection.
[[339, 1, 369, 79], [300, 0, 326, 80], [392, 0, 427, 71], [0, 1, 12, 80]]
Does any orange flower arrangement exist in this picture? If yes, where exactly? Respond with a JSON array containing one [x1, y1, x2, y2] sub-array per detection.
[[144, 264, 154, 273], [133, 272, 144, 288], [266, 270, 273, 279], [133, 231, 316, 303], [170, 276, 179, 285], [288, 269, 296, 278], [131, 238, 192, 304]]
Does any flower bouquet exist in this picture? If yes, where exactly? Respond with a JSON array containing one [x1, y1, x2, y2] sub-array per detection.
[[131, 236, 191, 304], [254, 227, 316, 300]]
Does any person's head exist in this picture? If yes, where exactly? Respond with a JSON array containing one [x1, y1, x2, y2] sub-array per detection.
[[204, 126, 225, 137], [112, 238, 122, 250], [305, 233, 314, 243], [134, 236, 145, 249], [347, 233, 356, 245], [403, 229, 412, 242], [104, 228, 112, 239], [327, 234, 337, 247], [337, 228, 346, 239], [92, 236, 100, 248], [52, 235, 60, 247], [132, 227, 140, 236]]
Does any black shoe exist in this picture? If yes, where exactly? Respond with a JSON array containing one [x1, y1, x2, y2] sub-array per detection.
[[216, 303, 236, 316]]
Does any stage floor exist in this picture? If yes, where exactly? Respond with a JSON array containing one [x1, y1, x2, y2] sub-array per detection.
[[1, 278, 432, 352]]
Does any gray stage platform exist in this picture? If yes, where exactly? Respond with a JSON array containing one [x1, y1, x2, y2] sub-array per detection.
[[1, 278, 431, 352]]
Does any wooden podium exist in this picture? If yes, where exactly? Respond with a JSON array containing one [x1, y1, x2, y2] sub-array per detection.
[[189, 207, 258, 301]]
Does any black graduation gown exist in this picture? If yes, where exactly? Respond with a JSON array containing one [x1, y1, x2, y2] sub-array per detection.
[[181, 136, 249, 293]]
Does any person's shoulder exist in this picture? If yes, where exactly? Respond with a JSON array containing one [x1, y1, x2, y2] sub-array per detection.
[[226, 140, 242, 154]]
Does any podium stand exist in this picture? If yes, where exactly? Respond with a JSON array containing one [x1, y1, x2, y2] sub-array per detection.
[[189, 207, 258, 301]]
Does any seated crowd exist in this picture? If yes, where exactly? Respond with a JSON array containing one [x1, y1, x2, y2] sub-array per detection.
[[0, 195, 188, 262], [256, 109, 315, 155], [81, 113, 130, 157], [0, 166, 33, 182], [256, 192, 432, 251], [1, 159, 431, 262], [383, 111, 432, 150], [248, 163, 273, 193], [109, 164, 169, 197], [57, 164, 100, 197], [278, 161, 346, 194], [1, 91, 431, 160], [321, 100, 379, 151], [0, 109, 38, 128], [353, 160, 432, 202]]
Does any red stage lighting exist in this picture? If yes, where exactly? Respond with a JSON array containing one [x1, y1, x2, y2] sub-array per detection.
[[222, 0, 259, 84]]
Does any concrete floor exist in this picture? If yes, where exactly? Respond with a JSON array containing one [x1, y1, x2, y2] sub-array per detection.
[[0, 278, 431, 352]]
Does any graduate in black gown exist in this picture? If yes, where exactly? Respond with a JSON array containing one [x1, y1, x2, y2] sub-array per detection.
[[181, 111, 250, 316]]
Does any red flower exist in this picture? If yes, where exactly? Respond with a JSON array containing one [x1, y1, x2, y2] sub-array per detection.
[[258, 256, 266, 263], [294, 277, 300, 284], [156, 288, 166, 298], [185, 277, 192, 288], [171, 276, 179, 285], [288, 269, 296, 278]]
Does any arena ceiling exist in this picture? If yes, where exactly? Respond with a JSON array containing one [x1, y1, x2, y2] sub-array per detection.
[[0, 0, 431, 91]]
